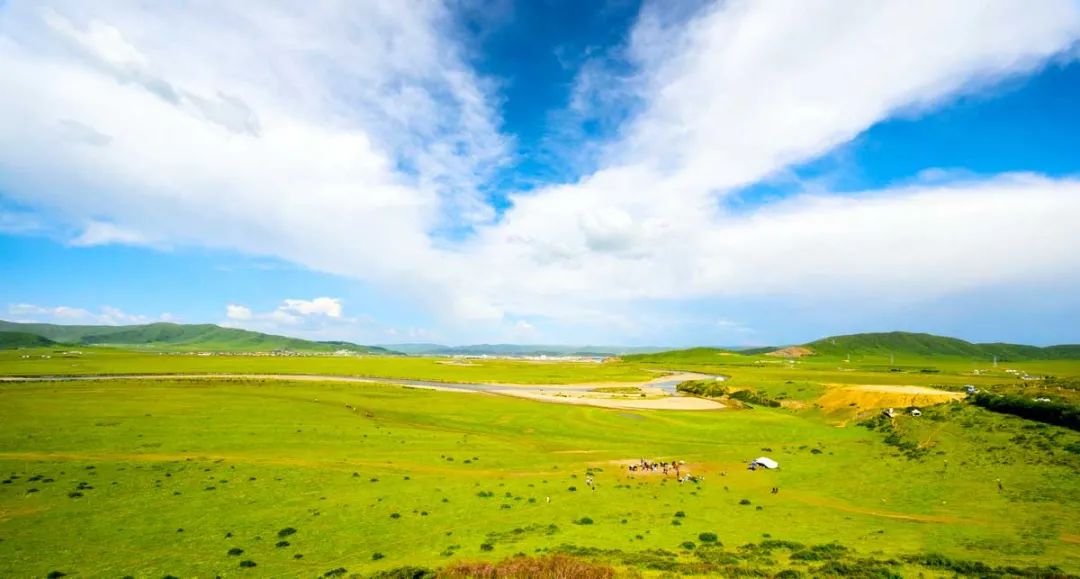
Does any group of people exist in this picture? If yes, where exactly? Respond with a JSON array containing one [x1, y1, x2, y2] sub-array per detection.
[[626, 458, 702, 483], [628, 458, 681, 474]]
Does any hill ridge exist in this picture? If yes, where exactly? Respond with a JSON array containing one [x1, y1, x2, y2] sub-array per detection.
[[0, 320, 394, 354], [625, 331, 1080, 362]]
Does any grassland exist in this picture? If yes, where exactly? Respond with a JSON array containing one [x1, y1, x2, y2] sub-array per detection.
[[0, 348, 653, 384], [1, 346, 1079, 577]]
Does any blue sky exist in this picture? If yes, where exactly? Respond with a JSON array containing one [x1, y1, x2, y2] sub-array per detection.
[[1, 0, 1079, 346]]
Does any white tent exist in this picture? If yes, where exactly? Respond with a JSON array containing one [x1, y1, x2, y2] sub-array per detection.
[[752, 457, 779, 469]]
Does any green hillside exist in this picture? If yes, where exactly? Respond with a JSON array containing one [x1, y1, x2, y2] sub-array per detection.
[[626, 332, 1080, 364], [0, 331, 57, 349], [0, 321, 392, 354], [808, 331, 1080, 361], [622, 346, 747, 364]]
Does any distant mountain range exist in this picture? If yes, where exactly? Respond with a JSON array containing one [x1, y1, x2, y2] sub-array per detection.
[[625, 331, 1080, 363], [0, 320, 394, 354]]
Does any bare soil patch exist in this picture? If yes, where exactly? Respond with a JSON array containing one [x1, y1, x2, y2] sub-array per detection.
[[766, 346, 814, 358], [816, 384, 962, 412]]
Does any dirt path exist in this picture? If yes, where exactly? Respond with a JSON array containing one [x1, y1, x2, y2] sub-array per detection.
[[786, 491, 985, 525]]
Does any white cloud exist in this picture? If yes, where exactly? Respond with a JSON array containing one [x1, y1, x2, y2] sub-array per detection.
[[225, 304, 253, 321], [223, 297, 357, 339], [1, 0, 1079, 337], [6, 303, 152, 325], [68, 221, 150, 247], [280, 297, 342, 318]]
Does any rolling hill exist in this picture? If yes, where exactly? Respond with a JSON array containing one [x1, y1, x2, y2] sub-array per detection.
[[807, 332, 1080, 360], [0, 320, 395, 354], [625, 332, 1080, 363], [0, 331, 58, 349]]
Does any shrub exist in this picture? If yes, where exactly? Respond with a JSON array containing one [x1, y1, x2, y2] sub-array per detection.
[[372, 552, 385, 560], [680, 541, 695, 550], [277, 527, 297, 538], [730, 389, 781, 407], [390, 512, 401, 519], [698, 532, 719, 543], [575, 517, 594, 525], [739, 499, 751, 505], [676, 380, 729, 398], [369, 567, 437, 579], [674, 511, 686, 518], [480, 542, 495, 551], [442, 555, 614, 579], [46, 572, 67, 579], [323, 568, 347, 577], [276, 541, 290, 548], [228, 548, 244, 556], [239, 560, 256, 568], [568, 486, 577, 492], [971, 392, 1080, 431]]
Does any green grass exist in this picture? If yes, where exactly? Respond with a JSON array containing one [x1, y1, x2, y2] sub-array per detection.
[[0, 348, 654, 384], [2, 346, 1080, 576], [0, 376, 1078, 576]]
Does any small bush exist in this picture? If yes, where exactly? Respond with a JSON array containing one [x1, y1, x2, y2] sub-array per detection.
[[680, 541, 695, 550], [372, 552, 385, 560], [369, 567, 437, 579], [323, 568, 347, 577], [227, 548, 244, 556], [46, 572, 67, 579], [277, 527, 297, 538], [239, 560, 256, 568], [739, 498, 751, 505], [480, 542, 495, 551], [698, 532, 719, 543], [674, 511, 686, 518], [568, 486, 577, 492], [276, 541, 290, 548], [575, 517, 594, 525], [390, 512, 401, 519], [442, 554, 614, 578]]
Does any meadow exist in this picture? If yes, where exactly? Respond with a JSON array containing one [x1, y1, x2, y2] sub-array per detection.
[[0, 348, 653, 384], [1, 349, 1079, 577]]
